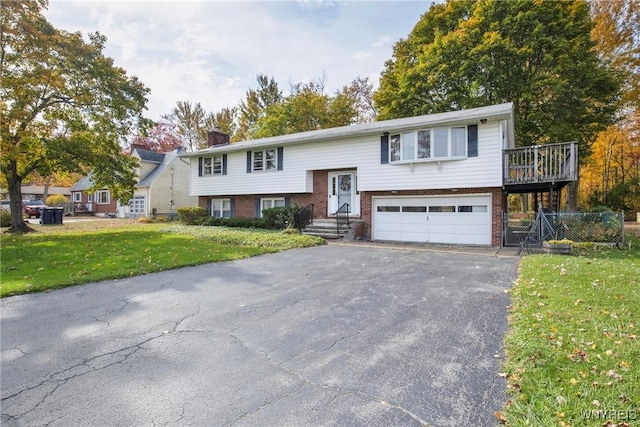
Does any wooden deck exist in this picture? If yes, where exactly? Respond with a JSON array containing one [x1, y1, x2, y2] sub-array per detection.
[[503, 142, 578, 187]]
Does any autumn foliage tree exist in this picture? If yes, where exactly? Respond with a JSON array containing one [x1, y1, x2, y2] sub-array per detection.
[[374, 0, 620, 149], [129, 118, 182, 153], [579, 0, 640, 214], [1, 0, 149, 232]]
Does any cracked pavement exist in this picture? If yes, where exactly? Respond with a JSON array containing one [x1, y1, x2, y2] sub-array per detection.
[[0, 244, 517, 426]]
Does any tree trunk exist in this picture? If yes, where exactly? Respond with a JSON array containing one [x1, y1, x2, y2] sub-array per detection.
[[567, 180, 578, 211], [6, 162, 32, 233], [43, 175, 52, 203]]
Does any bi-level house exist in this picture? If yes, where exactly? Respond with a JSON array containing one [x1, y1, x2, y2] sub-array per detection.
[[183, 103, 577, 246]]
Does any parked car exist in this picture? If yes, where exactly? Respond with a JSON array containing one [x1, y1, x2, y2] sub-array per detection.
[[1, 200, 10, 211], [23, 200, 46, 218]]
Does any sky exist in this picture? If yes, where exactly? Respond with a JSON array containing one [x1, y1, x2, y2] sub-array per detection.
[[44, 1, 431, 121]]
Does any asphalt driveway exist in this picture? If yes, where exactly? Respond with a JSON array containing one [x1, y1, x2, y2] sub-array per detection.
[[1, 244, 518, 426]]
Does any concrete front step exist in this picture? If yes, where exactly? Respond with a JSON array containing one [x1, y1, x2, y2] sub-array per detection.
[[301, 230, 343, 239], [301, 219, 349, 239]]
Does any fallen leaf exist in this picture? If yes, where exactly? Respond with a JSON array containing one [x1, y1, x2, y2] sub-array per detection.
[[494, 411, 507, 424]]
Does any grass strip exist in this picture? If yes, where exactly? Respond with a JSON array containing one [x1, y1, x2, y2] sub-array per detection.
[[502, 230, 640, 426], [0, 223, 324, 297]]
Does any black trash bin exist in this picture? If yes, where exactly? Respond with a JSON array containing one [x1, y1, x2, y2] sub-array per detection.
[[53, 207, 64, 224], [41, 207, 54, 224]]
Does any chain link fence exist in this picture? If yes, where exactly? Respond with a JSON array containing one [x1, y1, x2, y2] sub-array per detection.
[[503, 211, 625, 246]]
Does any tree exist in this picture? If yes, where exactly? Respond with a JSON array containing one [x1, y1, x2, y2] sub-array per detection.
[[167, 101, 206, 151], [251, 79, 357, 138], [579, 0, 640, 213], [236, 74, 282, 141], [1, 0, 149, 232], [374, 0, 621, 149], [129, 118, 182, 152], [339, 77, 376, 124], [590, 0, 640, 112]]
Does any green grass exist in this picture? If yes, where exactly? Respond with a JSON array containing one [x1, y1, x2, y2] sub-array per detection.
[[0, 223, 324, 297], [502, 228, 640, 426]]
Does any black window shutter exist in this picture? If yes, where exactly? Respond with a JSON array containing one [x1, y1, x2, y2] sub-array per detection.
[[246, 151, 252, 173], [285, 197, 291, 207], [254, 198, 261, 217], [207, 198, 212, 216], [230, 198, 235, 217], [277, 147, 284, 171], [380, 135, 389, 164], [198, 157, 203, 176], [468, 125, 478, 157], [222, 154, 228, 175]]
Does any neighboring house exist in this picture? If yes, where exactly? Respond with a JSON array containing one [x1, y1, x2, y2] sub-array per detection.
[[129, 146, 197, 219], [183, 103, 577, 246], [70, 146, 196, 218], [0, 185, 71, 202], [70, 174, 118, 216]]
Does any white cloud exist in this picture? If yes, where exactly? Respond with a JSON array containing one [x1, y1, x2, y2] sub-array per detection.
[[44, 1, 428, 120]]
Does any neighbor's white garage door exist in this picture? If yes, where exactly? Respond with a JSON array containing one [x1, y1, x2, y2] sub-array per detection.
[[372, 195, 491, 245]]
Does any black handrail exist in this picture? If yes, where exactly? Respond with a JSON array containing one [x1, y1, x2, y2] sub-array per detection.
[[335, 203, 350, 237], [295, 203, 314, 232]]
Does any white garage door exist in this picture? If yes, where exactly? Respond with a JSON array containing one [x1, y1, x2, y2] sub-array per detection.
[[373, 195, 491, 245]]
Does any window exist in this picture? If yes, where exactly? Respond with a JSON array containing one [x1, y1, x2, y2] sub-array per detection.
[[402, 206, 427, 213], [211, 199, 232, 218], [87, 194, 93, 203], [248, 148, 283, 173], [429, 205, 455, 212], [389, 126, 468, 162], [458, 205, 488, 213], [261, 198, 285, 215], [203, 155, 223, 176], [72, 192, 82, 203], [95, 191, 110, 205], [252, 149, 277, 172], [377, 206, 400, 212]]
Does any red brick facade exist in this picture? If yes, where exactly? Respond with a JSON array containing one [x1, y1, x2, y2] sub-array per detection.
[[198, 171, 505, 246]]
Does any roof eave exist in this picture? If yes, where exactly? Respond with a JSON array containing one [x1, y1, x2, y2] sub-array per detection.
[[181, 103, 514, 157]]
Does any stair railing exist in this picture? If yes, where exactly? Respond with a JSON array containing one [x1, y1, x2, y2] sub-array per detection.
[[295, 203, 314, 232], [335, 203, 350, 237]]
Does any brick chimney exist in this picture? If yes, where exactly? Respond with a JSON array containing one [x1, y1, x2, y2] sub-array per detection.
[[208, 130, 230, 147], [130, 143, 147, 154]]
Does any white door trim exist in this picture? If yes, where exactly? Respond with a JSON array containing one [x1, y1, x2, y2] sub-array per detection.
[[328, 171, 360, 216]]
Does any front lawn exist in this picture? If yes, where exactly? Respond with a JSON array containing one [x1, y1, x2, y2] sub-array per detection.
[[0, 222, 324, 298], [502, 227, 640, 426]]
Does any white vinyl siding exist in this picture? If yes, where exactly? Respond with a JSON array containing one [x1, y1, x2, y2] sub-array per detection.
[[189, 121, 504, 196]]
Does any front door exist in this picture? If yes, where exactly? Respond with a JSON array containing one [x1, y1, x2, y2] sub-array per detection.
[[328, 171, 359, 215], [337, 174, 352, 212]]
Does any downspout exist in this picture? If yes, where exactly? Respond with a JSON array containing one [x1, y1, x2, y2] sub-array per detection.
[[170, 166, 175, 216]]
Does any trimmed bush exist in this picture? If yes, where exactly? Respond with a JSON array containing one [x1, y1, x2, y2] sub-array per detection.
[[0, 209, 11, 227], [45, 194, 67, 207], [191, 216, 269, 229], [262, 206, 298, 229], [177, 207, 207, 224]]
